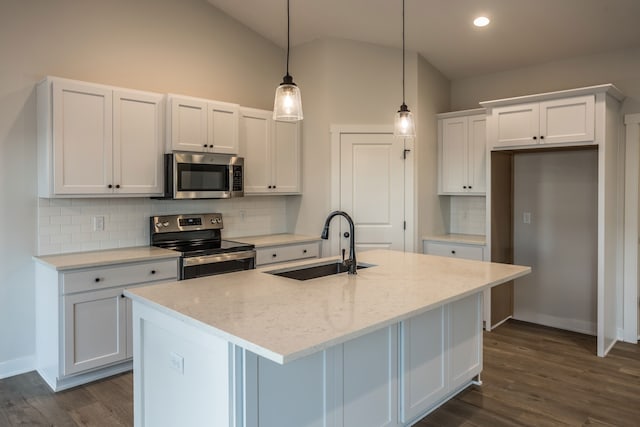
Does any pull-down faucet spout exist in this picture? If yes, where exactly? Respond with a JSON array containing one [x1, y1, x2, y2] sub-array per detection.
[[321, 211, 357, 274]]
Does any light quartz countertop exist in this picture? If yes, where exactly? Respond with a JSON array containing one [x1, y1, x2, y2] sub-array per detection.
[[231, 233, 322, 248], [423, 234, 486, 246], [34, 246, 180, 271], [125, 249, 529, 364]]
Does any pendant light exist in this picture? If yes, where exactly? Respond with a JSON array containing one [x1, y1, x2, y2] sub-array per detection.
[[273, 0, 303, 121], [394, 0, 415, 137]]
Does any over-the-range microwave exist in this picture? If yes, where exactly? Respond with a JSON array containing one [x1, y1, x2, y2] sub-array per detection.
[[159, 152, 244, 199]]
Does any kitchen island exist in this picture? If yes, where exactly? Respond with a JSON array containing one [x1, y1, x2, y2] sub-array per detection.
[[125, 249, 530, 427]]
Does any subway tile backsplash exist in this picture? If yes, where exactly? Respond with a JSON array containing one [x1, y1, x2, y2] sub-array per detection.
[[37, 196, 288, 256], [449, 196, 485, 235]]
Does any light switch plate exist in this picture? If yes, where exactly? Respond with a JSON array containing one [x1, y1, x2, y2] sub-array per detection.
[[170, 352, 184, 375], [523, 212, 531, 224]]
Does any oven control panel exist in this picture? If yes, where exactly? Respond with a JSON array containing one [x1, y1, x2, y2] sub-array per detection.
[[152, 213, 223, 233]]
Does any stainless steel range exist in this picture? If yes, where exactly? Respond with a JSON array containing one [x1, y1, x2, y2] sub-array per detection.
[[150, 213, 255, 280]]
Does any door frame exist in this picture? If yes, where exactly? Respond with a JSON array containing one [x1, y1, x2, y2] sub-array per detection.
[[329, 125, 415, 257], [624, 113, 640, 343]]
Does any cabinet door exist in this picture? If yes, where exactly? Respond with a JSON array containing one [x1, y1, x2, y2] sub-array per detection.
[[240, 108, 272, 194], [208, 101, 239, 154], [342, 326, 399, 427], [52, 80, 113, 194], [400, 307, 448, 423], [272, 120, 301, 193], [449, 293, 482, 391], [467, 114, 487, 193], [491, 102, 539, 148], [539, 95, 595, 145], [113, 90, 164, 195], [439, 117, 468, 193], [63, 287, 126, 375], [244, 351, 326, 427], [170, 96, 208, 152]]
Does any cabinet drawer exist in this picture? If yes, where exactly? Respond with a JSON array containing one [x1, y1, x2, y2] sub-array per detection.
[[256, 242, 320, 266], [62, 259, 178, 294], [423, 242, 484, 261]]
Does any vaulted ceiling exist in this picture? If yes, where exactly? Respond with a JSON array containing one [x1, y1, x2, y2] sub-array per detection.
[[207, 0, 640, 80]]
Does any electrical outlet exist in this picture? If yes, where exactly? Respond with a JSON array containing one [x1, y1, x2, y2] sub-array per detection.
[[92, 216, 105, 231], [523, 212, 531, 224], [169, 352, 184, 375]]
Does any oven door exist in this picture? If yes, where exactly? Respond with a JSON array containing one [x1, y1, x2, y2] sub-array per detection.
[[171, 152, 244, 199], [181, 250, 256, 280]]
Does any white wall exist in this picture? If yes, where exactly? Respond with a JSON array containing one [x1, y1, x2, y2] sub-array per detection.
[[286, 39, 450, 251], [451, 47, 640, 113], [0, 0, 284, 377], [513, 150, 599, 335]]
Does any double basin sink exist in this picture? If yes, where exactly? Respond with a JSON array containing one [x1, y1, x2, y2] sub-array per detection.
[[266, 260, 373, 281]]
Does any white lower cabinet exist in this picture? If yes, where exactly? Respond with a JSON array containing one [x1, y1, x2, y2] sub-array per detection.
[[36, 257, 178, 391], [255, 241, 321, 266], [423, 241, 484, 260], [239, 295, 481, 427], [63, 287, 127, 376]]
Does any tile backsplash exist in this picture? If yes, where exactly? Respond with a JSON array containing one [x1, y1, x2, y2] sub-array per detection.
[[37, 196, 288, 256], [449, 196, 486, 235]]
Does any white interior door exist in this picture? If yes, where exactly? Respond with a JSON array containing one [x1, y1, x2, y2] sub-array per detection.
[[338, 132, 407, 254]]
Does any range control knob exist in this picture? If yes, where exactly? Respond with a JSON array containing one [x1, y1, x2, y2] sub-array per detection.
[[163, 221, 169, 227], [155, 222, 163, 228]]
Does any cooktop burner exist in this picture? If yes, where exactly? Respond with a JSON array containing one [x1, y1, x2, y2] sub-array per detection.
[[156, 239, 254, 257]]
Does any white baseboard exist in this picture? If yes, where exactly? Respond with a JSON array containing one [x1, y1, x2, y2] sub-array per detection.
[[513, 312, 596, 336], [0, 355, 36, 380]]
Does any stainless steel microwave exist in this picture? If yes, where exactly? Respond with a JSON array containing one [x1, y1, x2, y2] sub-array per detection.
[[161, 152, 244, 199]]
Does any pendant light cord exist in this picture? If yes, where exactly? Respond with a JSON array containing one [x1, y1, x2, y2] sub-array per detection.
[[286, 0, 291, 77], [402, 0, 406, 105]]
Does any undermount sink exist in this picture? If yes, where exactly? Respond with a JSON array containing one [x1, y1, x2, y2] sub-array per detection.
[[265, 261, 374, 281]]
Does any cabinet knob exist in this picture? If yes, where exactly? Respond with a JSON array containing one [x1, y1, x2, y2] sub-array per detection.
[[209, 145, 214, 148], [343, 232, 350, 238], [151, 270, 156, 275], [469, 185, 472, 189], [303, 249, 307, 254], [115, 184, 120, 189], [121, 293, 126, 298], [273, 185, 276, 189], [463, 186, 467, 189], [268, 185, 272, 189], [203, 144, 208, 147], [540, 135, 545, 140], [272, 253, 277, 258], [107, 184, 113, 189], [95, 277, 101, 282], [451, 250, 456, 254], [533, 136, 537, 140]]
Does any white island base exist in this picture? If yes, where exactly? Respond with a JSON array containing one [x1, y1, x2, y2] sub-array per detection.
[[132, 291, 482, 427]]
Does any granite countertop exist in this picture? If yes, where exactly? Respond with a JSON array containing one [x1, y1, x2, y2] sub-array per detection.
[[231, 233, 322, 248], [34, 246, 180, 271], [125, 249, 529, 364], [423, 234, 487, 246]]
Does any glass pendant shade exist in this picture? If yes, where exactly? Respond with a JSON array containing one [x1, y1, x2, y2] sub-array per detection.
[[394, 104, 415, 137], [273, 75, 303, 121]]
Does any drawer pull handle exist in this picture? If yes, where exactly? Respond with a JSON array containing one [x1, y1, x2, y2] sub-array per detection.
[[121, 293, 126, 298], [151, 270, 156, 275], [94, 277, 101, 283], [272, 253, 277, 258], [451, 250, 456, 254]]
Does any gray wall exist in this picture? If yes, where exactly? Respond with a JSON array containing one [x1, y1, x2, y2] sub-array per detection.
[[513, 150, 599, 334], [0, 0, 282, 375]]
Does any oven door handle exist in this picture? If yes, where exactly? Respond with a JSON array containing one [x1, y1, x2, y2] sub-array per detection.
[[182, 249, 256, 267]]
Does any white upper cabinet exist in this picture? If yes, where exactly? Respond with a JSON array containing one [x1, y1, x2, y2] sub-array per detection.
[[438, 110, 486, 195], [239, 107, 301, 195], [168, 95, 239, 154], [483, 91, 603, 150], [37, 77, 164, 197]]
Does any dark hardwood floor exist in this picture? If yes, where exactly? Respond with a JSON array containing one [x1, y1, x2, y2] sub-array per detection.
[[1, 320, 639, 426]]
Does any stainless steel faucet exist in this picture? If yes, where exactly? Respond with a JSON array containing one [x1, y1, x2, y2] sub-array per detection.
[[321, 210, 357, 274]]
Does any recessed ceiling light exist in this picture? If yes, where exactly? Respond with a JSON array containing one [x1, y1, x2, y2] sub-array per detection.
[[473, 16, 490, 27]]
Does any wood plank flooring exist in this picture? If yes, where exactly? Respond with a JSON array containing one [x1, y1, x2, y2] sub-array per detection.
[[1, 320, 639, 426]]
